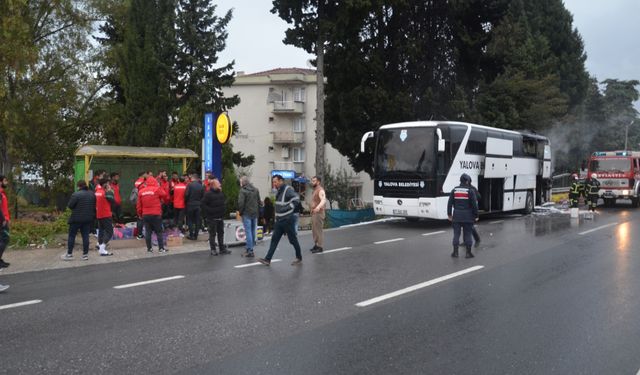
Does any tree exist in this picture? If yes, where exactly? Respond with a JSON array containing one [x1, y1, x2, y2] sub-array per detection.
[[115, 0, 177, 146], [0, 0, 98, 193], [165, 0, 238, 152], [321, 164, 354, 210], [593, 79, 640, 151], [272, 0, 344, 177]]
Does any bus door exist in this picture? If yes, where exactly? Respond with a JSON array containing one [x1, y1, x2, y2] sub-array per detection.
[[484, 136, 513, 211]]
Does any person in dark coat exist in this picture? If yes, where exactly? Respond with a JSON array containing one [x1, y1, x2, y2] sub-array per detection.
[[201, 177, 230, 256], [64, 180, 96, 260], [237, 176, 261, 257], [262, 197, 274, 234], [185, 173, 205, 240], [447, 174, 479, 258]]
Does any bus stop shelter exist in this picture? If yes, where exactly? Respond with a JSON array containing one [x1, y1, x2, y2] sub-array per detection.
[[74, 145, 199, 215]]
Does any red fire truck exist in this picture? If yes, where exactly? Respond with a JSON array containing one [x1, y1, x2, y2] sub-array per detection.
[[588, 151, 640, 207]]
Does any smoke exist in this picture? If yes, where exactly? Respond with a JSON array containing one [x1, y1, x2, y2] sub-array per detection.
[[541, 120, 599, 174]]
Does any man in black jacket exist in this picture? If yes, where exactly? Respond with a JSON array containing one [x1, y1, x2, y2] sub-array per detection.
[[64, 180, 96, 260], [447, 174, 479, 258], [201, 177, 229, 255], [185, 173, 205, 240]]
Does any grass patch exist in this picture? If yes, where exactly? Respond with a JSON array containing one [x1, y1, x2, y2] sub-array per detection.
[[8, 210, 70, 248]]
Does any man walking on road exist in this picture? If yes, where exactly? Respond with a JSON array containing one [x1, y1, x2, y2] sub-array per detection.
[[185, 173, 205, 240], [310, 176, 327, 253], [201, 177, 229, 256], [95, 179, 114, 256], [447, 173, 479, 258], [137, 178, 168, 253], [238, 176, 261, 258], [63, 180, 96, 261], [258, 175, 303, 266]]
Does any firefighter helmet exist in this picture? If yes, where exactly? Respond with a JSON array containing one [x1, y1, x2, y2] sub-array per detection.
[[591, 173, 598, 179], [571, 173, 578, 180]]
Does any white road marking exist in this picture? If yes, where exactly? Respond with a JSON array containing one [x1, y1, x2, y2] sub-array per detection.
[[489, 220, 504, 224], [579, 222, 619, 235], [0, 300, 42, 311], [234, 259, 282, 268], [374, 238, 404, 245], [355, 266, 485, 307], [113, 275, 185, 289], [318, 247, 352, 254], [422, 231, 446, 236]]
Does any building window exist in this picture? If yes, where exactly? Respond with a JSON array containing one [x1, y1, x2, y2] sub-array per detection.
[[293, 87, 306, 102], [293, 118, 305, 133], [293, 147, 305, 162]]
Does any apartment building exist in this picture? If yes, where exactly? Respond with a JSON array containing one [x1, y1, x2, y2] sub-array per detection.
[[223, 68, 373, 208]]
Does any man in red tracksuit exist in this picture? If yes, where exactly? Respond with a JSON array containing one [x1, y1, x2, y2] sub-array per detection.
[[95, 179, 114, 256], [137, 178, 168, 253], [133, 172, 147, 240], [0, 175, 12, 269], [110, 172, 122, 223], [173, 176, 187, 231], [157, 170, 171, 218]]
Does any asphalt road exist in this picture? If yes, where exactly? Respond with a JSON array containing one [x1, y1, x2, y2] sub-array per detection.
[[1, 205, 640, 374]]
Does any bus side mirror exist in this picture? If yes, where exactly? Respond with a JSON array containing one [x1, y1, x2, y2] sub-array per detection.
[[436, 129, 445, 152], [361, 131, 374, 153]]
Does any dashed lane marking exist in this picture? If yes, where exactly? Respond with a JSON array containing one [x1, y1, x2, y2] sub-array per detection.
[[374, 238, 404, 245], [422, 231, 446, 236], [578, 222, 619, 235], [0, 300, 42, 311], [234, 259, 282, 268], [318, 247, 352, 254], [113, 275, 185, 289], [489, 220, 504, 224], [355, 266, 485, 307]]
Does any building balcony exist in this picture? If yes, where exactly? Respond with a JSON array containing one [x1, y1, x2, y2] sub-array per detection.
[[271, 161, 304, 174], [270, 101, 305, 114], [272, 131, 305, 144]]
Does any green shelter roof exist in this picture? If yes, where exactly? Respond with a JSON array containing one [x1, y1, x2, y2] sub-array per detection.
[[75, 145, 199, 159]]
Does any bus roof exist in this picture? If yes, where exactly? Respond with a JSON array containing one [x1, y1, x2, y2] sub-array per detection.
[[378, 121, 548, 140]]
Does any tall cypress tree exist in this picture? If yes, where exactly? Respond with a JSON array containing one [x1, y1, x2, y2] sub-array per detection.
[[116, 0, 177, 146], [165, 0, 238, 152]]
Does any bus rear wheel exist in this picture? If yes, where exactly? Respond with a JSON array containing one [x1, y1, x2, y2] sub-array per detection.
[[522, 191, 534, 215]]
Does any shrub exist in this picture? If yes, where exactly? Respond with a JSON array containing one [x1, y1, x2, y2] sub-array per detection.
[[8, 210, 70, 248]]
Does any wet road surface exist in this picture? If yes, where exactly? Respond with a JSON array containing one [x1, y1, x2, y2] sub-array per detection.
[[1, 205, 640, 374]]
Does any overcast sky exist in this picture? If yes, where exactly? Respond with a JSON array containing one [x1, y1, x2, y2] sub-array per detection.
[[216, 0, 639, 88]]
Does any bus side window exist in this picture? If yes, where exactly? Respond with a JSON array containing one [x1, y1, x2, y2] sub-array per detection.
[[522, 137, 537, 158], [465, 129, 487, 154], [449, 125, 467, 159]]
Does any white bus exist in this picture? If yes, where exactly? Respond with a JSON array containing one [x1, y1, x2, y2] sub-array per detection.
[[361, 121, 552, 220]]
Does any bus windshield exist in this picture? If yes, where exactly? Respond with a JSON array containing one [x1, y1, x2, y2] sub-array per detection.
[[590, 158, 631, 173], [375, 127, 435, 176]]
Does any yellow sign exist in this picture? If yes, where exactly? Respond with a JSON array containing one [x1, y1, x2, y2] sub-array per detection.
[[216, 113, 232, 144]]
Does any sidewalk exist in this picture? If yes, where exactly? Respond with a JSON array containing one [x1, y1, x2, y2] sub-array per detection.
[[0, 233, 223, 275]]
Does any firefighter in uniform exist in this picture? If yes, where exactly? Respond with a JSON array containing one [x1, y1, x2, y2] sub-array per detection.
[[569, 174, 584, 208], [447, 174, 479, 258], [585, 173, 601, 211]]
